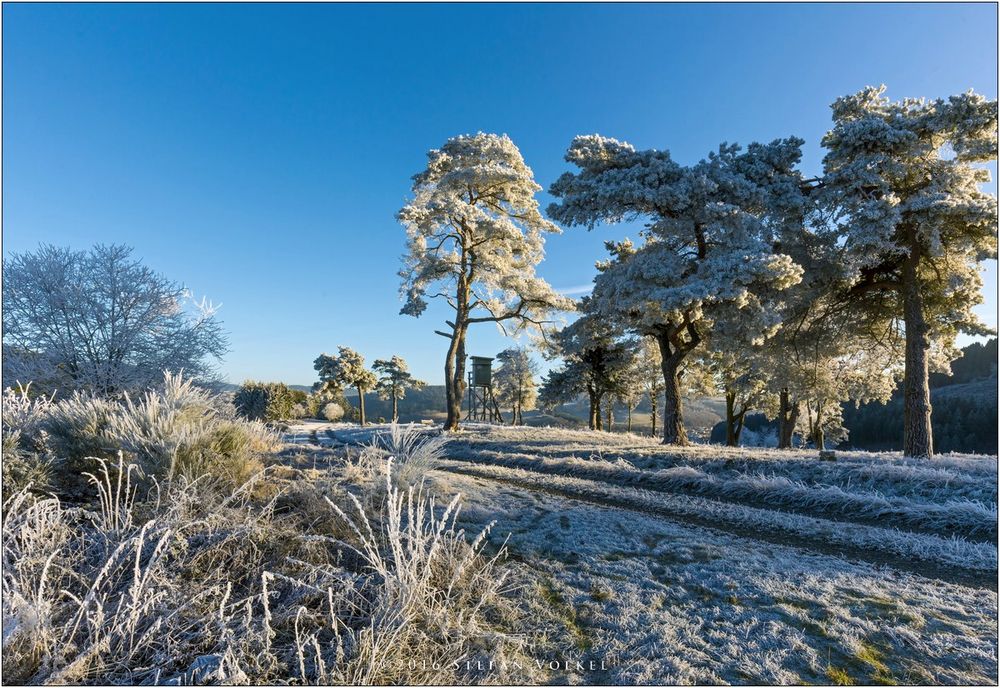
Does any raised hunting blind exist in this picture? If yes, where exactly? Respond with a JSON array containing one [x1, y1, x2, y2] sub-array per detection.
[[466, 356, 504, 423]]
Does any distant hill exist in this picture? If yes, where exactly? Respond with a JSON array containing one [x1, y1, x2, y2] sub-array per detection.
[[218, 382, 313, 394]]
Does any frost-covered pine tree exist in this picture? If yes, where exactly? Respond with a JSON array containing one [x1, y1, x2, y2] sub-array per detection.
[[313, 347, 378, 426], [820, 86, 998, 457], [549, 136, 804, 444], [397, 133, 573, 431], [637, 338, 664, 438], [539, 301, 636, 431], [493, 347, 539, 425], [372, 355, 425, 423]]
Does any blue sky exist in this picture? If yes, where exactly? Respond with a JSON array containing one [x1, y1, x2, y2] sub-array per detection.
[[4, 3, 997, 386]]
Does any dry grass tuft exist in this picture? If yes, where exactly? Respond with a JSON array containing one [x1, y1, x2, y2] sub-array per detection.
[[2, 448, 534, 684]]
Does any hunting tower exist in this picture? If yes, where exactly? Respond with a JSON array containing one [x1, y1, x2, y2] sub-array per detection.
[[465, 356, 503, 423]]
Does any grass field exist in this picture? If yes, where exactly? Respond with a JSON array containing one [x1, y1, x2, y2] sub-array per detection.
[[282, 421, 998, 685], [4, 397, 995, 684]]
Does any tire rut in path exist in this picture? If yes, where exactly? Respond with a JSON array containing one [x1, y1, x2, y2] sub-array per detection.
[[442, 446, 996, 544], [436, 463, 997, 592]]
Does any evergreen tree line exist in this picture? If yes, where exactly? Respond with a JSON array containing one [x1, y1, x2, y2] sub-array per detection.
[[396, 86, 997, 458]]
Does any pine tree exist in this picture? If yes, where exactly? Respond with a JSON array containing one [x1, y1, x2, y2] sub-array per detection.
[[314, 347, 378, 426], [372, 355, 425, 423], [549, 136, 805, 444], [539, 300, 636, 431], [820, 86, 997, 457], [398, 133, 572, 431]]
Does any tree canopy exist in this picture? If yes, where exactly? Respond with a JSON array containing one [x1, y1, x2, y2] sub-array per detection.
[[549, 136, 805, 444], [314, 347, 378, 426], [373, 355, 425, 423]]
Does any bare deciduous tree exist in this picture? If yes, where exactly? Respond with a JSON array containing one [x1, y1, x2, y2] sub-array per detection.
[[3, 244, 227, 395]]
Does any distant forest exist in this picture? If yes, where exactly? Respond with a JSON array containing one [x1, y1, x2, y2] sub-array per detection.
[[841, 338, 997, 455]]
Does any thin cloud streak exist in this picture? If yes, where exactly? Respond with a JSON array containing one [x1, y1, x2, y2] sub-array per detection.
[[557, 284, 594, 296]]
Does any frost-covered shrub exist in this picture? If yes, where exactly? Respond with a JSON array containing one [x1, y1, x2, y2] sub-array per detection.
[[1, 385, 56, 494], [172, 420, 276, 487], [321, 402, 344, 422], [106, 371, 216, 474], [345, 424, 448, 490], [1, 436, 53, 497], [233, 381, 295, 422], [5, 372, 280, 497], [1, 454, 527, 685], [382, 423, 448, 487], [2, 385, 52, 442], [106, 373, 278, 488], [40, 392, 120, 497]]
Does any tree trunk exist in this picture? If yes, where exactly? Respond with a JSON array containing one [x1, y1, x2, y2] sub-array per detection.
[[734, 411, 746, 445], [812, 401, 825, 451], [649, 390, 657, 438], [587, 388, 600, 430], [656, 338, 689, 446], [660, 357, 688, 445], [391, 389, 398, 423], [455, 330, 468, 426], [606, 403, 614, 433], [443, 324, 468, 432], [725, 390, 738, 447], [357, 385, 366, 426], [902, 247, 933, 458], [627, 405, 632, 433], [444, 342, 460, 431], [725, 390, 748, 447], [777, 387, 799, 449]]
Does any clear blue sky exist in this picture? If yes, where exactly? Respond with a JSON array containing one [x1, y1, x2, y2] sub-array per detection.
[[4, 3, 997, 386]]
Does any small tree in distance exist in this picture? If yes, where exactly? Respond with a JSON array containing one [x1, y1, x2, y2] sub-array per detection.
[[314, 347, 378, 426], [494, 347, 539, 425], [614, 361, 645, 434], [373, 355, 425, 423], [637, 338, 664, 437]]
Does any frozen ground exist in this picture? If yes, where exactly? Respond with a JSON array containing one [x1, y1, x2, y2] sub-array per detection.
[[283, 421, 999, 685]]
